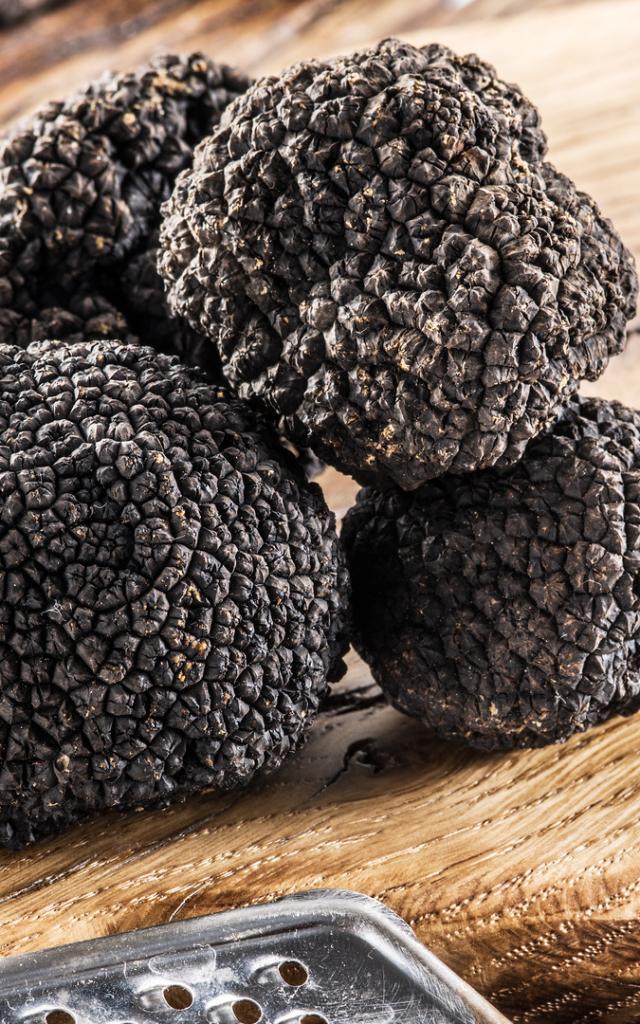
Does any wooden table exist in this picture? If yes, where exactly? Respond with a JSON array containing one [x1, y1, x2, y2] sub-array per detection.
[[0, 2, 639, 1021]]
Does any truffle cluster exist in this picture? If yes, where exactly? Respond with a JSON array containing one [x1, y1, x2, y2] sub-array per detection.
[[159, 39, 637, 489], [157, 36, 639, 752], [0, 34, 638, 850], [343, 397, 640, 749], [0, 52, 250, 367], [0, 341, 349, 847]]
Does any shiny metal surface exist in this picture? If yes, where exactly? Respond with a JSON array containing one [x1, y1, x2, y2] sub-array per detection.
[[0, 890, 510, 1024]]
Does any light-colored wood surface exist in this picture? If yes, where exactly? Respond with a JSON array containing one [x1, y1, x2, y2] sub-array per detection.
[[0, 2, 639, 1022], [0, 0, 602, 123]]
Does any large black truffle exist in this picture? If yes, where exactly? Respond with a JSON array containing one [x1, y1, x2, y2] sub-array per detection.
[[0, 52, 250, 363], [159, 38, 637, 490], [0, 340, 350, 848], [342, 396, 640, 749]]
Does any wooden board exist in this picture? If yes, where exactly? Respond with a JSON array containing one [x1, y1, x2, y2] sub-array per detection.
[[0, 0, 598, 124], [0, 1, 639, 1022]]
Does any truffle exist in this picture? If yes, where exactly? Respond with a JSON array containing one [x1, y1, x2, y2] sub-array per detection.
[[159, 38, 638, 490], [0, 340, 350, 848], [342, 396, 640, 749], [110, 230, 220, 372], [0, 52, 250, 354], [26, 291, 137, 347]]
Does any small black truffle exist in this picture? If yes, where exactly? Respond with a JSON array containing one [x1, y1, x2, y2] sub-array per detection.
[[0, 340, 350, 848], [342, 396, 640, 749], [0, 53, 250, 355], [159, 38, 637, 490]]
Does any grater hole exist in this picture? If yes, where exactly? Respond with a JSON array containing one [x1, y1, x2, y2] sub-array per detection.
[[300, 1016, 327, 1024], [45, 1014, 75, 1024], [232, 998, 262, 1023], [279, 960, 308, 987], [163, 984, 194, 1010]]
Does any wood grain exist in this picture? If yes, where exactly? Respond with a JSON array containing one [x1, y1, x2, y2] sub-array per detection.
[[0, 1, 639, 1022], [0, 0, 596, 124]]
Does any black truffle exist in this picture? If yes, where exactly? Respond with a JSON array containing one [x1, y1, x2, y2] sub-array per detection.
[[342, 396, 640, 749], [0, 53, 250, 356], [112, 230, 220, 372], [27, 291, 137, 347], [0, 340, 350, 848], [159, 38, 638, 490]]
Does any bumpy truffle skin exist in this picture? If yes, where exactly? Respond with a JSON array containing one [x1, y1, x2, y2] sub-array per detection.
[[160, 38, 638, 490], [113, 239, 326, 477], [342, 396, 640, 749], [0, 53, 250, 351], [0, 341, 349, 848], [109, 230, 222, 374], [28, 291, 137, 347]]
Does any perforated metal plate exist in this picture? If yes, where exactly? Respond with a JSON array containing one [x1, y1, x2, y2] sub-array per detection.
[[0, 889, 509, 1024]]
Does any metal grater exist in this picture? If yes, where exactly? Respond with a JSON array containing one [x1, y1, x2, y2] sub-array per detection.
[[0, 889, 510, 1024]]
